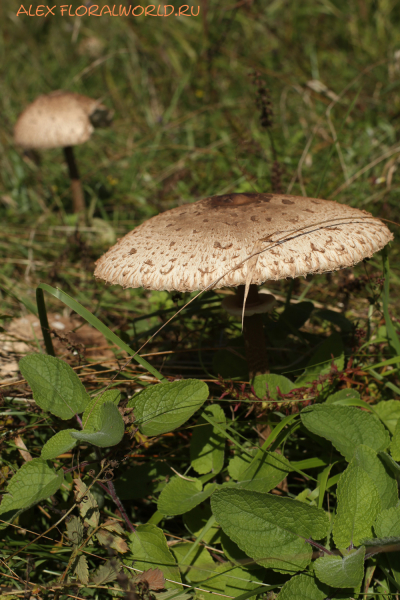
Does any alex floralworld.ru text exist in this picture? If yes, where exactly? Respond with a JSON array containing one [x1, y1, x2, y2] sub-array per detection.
[[16, 4, 200, 17]]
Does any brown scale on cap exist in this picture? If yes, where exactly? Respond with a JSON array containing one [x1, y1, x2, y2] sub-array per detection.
[[94, 193, 393, 292]]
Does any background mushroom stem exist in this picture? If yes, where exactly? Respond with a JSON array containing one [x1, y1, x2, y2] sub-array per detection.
[[63, 145, 85, 214], [237, 284, 269, 380]]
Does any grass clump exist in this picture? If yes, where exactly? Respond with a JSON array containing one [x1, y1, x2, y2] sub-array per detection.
[[1, 1, 400, 598]]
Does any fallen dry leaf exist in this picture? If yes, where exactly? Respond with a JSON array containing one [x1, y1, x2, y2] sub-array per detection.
[[136, 568, 166, 591], [14, 435, 33, 462], [96, 529, 129, 553]]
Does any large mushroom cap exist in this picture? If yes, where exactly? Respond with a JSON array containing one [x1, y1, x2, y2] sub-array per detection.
[[94, 193, 393, 292], [14, 90, 109, 149]]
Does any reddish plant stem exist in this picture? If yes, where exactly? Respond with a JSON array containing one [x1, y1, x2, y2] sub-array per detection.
[[94, 447, 136, 533], [305, 538, 334, 555], [105, 480, 136, 534]]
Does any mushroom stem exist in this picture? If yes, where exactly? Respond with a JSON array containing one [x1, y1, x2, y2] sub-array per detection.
[[237, 284, 269, 380], [237, 284, 271, 446], [63, 146, 85, 214]]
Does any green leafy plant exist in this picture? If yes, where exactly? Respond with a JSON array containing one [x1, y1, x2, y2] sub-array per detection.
[[3, 2, 400, 597], [4, 341, 400, 599]]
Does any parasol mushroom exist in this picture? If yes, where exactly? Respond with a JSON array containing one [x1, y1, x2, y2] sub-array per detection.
[[94, 192, 393, 380], [14, 90, 112, 215]]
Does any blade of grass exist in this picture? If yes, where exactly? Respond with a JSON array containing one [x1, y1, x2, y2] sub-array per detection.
[[37, 283, 166, 382], [0, 277, 38, 316], [258, 413, 299, 450], [202, 413, 316, 482], [292, 457, 329, 470], [382, 247, 400, 357], [364, 355, 400, 370], [380, 567, 400, 593], [318, 463, 335, 509], [179, 515, 216, 566], [369, 368, 400, 395], [315, 87, 361, 197], [36, 287, 55, 357]]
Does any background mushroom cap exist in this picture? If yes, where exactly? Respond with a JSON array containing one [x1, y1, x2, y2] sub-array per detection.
[[14, 90, 108, 149], [94, 193, 393, 292]]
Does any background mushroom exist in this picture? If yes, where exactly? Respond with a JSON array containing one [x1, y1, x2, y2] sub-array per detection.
[[94, 192, 393, 380], [14, 90, 112, 215]]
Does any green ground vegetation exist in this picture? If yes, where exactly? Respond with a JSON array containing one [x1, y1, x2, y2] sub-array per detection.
[[1, 0, 400, 598]]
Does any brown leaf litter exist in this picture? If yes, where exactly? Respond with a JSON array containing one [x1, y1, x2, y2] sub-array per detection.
[[0, 312, 124, 384]]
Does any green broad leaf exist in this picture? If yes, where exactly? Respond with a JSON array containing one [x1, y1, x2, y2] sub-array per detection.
[[170, 542, 216, 583], [322, 395, 380, 418], [228, 449, 256, 480], [70, 402, 124, 448], [375, 505, 400, 539], [278, 301, 314, 336], [212, 564, 262, 598], [229, 450, 292, 493], [19, 354, 90, 420], [352, 445, 397, 510], [129, 379, 209, 436], [129, 524, 182, 589], [220, 532, 257, 570], [184, 504, 221, 545], [378, 451, 400, 479], [295, 488, 314, 503], [82, 389, 121, 430], [67, 516, 84, 547], [374, 505, 400, 586], [187, 560, 263, 599], [74, 554, 89, 585], [211, 488, 329, 574], [41, 429, 78, 460], [301, 404, 390, 461], [314, 547, 365, 589], [295, 333, 344, 387], [390, 418, 400, 461], [333, 463, 381, 549], [252, 374, 294, 400], [374, 400, 400, 434], [325, 389, 360, 404], [190, 404, 226, 475], [276, 573, 353, 600], [314, 309, 353, 332], [114, 462, 170, 500], [0, 458, 64, 524], [158, 476, 216, 516]]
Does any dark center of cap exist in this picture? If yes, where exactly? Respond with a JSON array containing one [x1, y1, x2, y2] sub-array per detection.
[[209, 193, 273, 207]]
